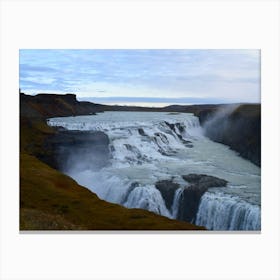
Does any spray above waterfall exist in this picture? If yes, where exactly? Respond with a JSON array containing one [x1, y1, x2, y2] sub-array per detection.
[[202, 104, 240, 141]]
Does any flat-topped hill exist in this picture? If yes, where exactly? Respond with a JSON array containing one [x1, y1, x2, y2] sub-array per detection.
[[20, 92, 106, 118]]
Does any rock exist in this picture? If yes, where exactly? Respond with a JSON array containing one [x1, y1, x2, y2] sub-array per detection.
[[162, 103, 261, 166], [138, 128, 148, 136], [177, 174, 227, 223], [164, 121, 175, 131], [182, 174, 227, 188], [155, 174, 227, 223], [175, 122, 185, 133], [154, 132, 169, 144], [195, 109, 216, 125], [155, 180, 180, 211], [177, 186, 204, 223], [40, 130, 110, 172], [201, 104, 261, 167], [121, 182, 140, 204]]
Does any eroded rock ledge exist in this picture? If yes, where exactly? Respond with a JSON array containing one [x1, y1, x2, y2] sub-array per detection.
[[156, 174, 227, 223], [39, 129, 110, 172]]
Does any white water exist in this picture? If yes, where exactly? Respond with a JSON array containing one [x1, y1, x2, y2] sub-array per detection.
[[196, 192, 261, 230], [48, 111, 261, 230]]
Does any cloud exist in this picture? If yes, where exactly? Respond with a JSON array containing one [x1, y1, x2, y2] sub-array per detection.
[[78, 96, 223, 105], [21, 76, 56, 84], [19, 49, 260, 104], [20, 64, 57, 73]]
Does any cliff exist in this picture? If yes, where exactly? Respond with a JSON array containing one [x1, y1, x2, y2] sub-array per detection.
[[164, 103, 261, 166], [200, 104, 261, 166]]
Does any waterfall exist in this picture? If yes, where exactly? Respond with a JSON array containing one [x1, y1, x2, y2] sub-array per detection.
[[196, 192, 261, 230], [48, 111, 261, 230], [171, 187, 184, 219], [124, 184, 171, 218]]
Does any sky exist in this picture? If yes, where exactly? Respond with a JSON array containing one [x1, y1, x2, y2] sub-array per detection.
[[19, 49, 260, 106]]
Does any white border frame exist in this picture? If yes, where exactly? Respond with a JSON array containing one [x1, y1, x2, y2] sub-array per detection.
[[1, 1, 280, 279]]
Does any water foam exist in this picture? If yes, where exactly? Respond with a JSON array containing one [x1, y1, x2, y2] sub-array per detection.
[[196, 191, 261, 230]]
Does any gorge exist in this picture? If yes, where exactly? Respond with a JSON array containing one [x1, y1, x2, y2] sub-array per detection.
[[20, 93, 261, 230], [47, 111, 261, 230]]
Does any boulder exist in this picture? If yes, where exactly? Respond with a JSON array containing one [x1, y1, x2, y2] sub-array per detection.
[[182, 174, 227, 189]]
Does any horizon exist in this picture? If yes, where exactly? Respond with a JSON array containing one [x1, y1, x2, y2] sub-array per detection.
[[21, 91, 260, 108], [19, 49, 260, 107]]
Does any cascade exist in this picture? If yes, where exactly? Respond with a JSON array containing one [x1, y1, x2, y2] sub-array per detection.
[[48, 111, 261, 230], [195, 192, 261, 230]]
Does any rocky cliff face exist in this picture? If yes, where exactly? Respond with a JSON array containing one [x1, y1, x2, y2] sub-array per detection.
[[178, 174, 227, 223], [163, 103, 261, 166], [200, 104, 261, 166], [155, 175, 227, 223], [40, 130, 110, 172]]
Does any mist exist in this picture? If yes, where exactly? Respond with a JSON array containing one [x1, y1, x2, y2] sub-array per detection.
[[201, 103, 261, 166], [202, 104, 241, 142], [54, 131, 111, 175]]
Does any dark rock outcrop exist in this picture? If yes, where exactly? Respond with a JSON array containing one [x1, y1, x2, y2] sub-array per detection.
[[155, 180, 180, 211], [39, 130, 110, 172], [182, 174, 227, 188], [155, 174, 227, 223], [195, 108, 217, 125], [162, 103, 261, 166], [138, 128, 148, 136], [178, 174, 227, 223], [163, 121, 193, 147], [121, 182, 140, 204], [202, 104, 261, 166]]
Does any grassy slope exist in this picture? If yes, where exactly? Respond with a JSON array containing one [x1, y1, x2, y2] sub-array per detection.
[[20, 96, 204, 230]]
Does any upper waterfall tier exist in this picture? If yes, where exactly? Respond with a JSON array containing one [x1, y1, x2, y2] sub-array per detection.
[[48, 111, 200, 131]]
